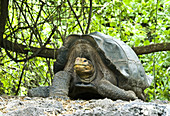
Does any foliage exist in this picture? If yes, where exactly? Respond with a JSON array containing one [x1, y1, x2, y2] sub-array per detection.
[[0, 0, 169, 100]]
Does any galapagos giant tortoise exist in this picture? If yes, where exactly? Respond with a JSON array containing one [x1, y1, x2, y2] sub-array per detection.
[[28, 32, 152, 101]]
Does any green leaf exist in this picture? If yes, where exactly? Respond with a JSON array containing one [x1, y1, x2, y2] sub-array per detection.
[[24, 47, 31, 51], [144, 40, 150, 45]]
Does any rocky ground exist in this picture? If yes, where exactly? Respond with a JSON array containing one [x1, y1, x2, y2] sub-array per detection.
[[0, 96, 170, 116]]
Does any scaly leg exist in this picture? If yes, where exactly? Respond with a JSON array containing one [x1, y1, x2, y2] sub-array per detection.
[[49, 71, 71, 97], [28, 86, 50, 97], [97, 79, 138, 101]]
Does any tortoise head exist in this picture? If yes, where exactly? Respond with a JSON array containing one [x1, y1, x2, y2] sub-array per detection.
[[74, 57, 94, 79]]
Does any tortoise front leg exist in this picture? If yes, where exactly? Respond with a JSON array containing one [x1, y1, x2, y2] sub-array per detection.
[[49, 71, 71, 97], [97, 79, 138, 101]]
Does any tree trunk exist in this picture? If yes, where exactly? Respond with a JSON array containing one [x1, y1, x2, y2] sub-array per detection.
[[0, 0, 9, 47]]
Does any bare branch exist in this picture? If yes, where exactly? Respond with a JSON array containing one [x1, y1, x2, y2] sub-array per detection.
[[132, 43, 170, 55], [1, 39, 58, 59], [85, 0, 92, 34], [67, 0, 84, 34], [14, 0, 42, 45], [16, 62, 27, 95], [1, 37, 169, 60], [3, 26, 57, 62]]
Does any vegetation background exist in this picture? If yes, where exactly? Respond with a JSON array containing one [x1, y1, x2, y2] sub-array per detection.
[[0, 0, 169, 101]]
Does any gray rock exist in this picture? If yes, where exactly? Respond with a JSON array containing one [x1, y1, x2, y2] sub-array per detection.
[[0, 111, 3, 116], [5, 100, 24, 111], [2, 97, 64, 116], [71, 99, 170, 116], [23, 97, 32, 100], [1, 97, 170, 116], [167, 105, 170, 115], [4, 107, 47, 116]]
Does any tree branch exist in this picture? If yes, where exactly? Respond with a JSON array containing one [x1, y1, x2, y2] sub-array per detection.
[[16, 61, 27, 95], [85, 0, 92, 34], [1, 38, 169, 60], [132, 43, 170, 55], [67, 0, 84, 34], [2, 26, 57, 62], [0, 39, 58, 59]]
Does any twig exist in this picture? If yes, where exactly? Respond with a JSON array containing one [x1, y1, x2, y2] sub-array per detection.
[[85, 0, 92, 34], [15, 61, 27, 95], [46, 58, 53, 84], [4, 26, 56, 62], [14, 0, 42, 45], [67, 0, 84, 34]]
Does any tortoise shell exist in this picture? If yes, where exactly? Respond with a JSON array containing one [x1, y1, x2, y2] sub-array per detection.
[[54, 32, 151, 90]]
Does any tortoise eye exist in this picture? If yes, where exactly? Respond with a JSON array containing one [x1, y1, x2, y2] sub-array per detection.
[[84, 60, 87, 62]]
